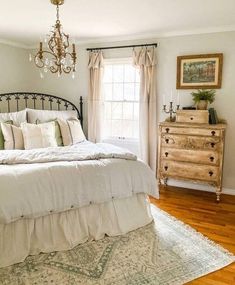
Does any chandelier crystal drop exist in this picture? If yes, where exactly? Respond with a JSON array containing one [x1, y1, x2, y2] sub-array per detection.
[[31, 0, 77, 77]]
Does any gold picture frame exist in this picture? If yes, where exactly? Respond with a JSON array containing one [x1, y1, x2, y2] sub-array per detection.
[[176, 53, 223, 89]]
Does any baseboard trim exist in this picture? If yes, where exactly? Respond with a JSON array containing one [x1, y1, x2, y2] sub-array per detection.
[[167, 180, 235, 196]]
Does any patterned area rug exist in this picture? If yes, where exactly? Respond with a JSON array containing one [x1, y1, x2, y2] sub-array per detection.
[[1, 205, 234, 285]]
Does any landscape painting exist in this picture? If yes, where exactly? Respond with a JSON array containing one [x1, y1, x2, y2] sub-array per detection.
[[176, 53, 223, 89]]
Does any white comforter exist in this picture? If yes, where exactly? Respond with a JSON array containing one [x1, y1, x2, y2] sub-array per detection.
[[0, 141, 158, 224]]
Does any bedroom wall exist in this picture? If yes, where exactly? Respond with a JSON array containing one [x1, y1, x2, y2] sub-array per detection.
[[0, 43, 32, 96], [5, 31, 234, 192]]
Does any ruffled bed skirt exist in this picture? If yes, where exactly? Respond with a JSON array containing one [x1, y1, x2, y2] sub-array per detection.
[[0, 194, 152, 268]]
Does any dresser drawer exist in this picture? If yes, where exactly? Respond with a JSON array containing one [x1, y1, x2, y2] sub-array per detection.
[[161, 148, 219, 165], [161, 160, 219, 182], [161, 126, 221, 137], [161, 134, 221, 151]]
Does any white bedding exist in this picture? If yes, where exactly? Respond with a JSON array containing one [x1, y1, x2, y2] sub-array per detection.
[[0, 141, 158, 224]]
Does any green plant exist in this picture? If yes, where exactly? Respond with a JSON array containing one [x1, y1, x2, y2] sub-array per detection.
[[191, 89, 216, 104]]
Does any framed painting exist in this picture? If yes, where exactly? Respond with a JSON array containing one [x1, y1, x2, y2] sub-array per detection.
[[176, 53, 223, 89]]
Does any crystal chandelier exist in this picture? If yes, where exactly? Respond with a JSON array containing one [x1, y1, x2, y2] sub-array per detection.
[[30, 0, 77, 78]]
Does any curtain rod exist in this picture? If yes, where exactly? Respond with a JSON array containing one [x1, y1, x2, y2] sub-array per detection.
[[86, 43, 158, 51]]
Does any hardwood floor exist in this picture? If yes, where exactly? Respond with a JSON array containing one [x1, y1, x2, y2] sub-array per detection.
[[150, 186, 235, 285]]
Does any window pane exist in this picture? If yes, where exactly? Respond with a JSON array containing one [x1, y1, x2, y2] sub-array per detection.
[[104, 83, 112, 100], [104, 102, 112, 119], [113, 83, 123, 100], [133, 103, 139, 120], [112, 120, 122, 137], [124, 64, 135, 82], [103, 119, 112, 138], [112, 102, 122, 120], [113, 65, 124, 82], [122, 120, 134, 138], [133, 121, 139, 138], [124, 83, 135, 101], [123, 102, 133, 120], [103, 65, 112, 83]]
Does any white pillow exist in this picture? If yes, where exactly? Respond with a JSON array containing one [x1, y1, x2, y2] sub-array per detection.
[[1, 122, 24, 150], [0, 110, 27, 126], [26, 109, 78, 124], [21, 122, 58, 150], [57, 118, 86, 146]]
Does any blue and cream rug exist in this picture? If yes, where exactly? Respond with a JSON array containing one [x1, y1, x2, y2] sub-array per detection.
[[1, 205, 234, 285]]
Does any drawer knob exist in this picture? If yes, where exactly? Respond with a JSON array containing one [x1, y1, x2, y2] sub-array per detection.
[[211, 131, 216, 136], [209, 171, 214, 177], [190, 117, 194, 120], [165, 152, 169, 157], [166, 128, 170, 133], [165, 138, 169, 144], [210, 156, 214, 162], [164, 166, 168, 171], [210, 142, 215, 148]]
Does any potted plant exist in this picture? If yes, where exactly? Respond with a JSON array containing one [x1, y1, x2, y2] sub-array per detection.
[[191, 89, 216, 110]]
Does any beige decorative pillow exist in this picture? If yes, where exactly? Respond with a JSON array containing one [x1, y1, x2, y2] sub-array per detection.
[[1, 122, 24, 150], [57, 119, 86, 146], [21, 122, 58, 150]]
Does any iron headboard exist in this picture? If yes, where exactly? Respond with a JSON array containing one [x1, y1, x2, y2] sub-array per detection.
[[0, 92, 83, 127]]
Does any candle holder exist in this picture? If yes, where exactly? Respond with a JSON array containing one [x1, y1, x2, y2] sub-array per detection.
[[163, 102, 180, 122]]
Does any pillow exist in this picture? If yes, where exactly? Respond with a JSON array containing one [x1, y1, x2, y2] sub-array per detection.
[[21, 122, 58, 150], [0, 120, 13, 150], [1, 122, 24, 150], [36, 119, 63, 147], [0, 110, 27, 126], [57, 118, 86, 146], [26, 109, 78, 124]]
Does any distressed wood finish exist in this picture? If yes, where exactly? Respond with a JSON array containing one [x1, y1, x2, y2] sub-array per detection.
[[150, 187, 235, 285], [157, 122, 226, 201]]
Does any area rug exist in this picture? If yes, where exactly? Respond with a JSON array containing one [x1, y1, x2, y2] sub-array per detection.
[[0, 205, 234, 285]]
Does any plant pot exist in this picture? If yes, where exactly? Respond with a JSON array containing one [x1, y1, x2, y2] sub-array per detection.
[[197, 100, 208, 110]]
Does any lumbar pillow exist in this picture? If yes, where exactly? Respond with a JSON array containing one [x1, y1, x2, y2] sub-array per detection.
[[21, 122, 58, 150], [57, 118, 86, 146], [36, 119, 63, 147], [1, 122, 24, 150], [0, 120, 13, 150]]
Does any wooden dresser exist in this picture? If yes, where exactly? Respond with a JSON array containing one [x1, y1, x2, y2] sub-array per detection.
[[157, 122, 226, 201]]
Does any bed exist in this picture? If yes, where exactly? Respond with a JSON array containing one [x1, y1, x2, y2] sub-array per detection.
[[0, 92, 158, 268]]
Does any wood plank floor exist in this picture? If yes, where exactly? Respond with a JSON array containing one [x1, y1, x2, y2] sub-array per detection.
[[150, 186, 235, 285]]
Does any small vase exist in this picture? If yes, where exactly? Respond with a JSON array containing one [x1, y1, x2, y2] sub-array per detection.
[[197, 100, 208, 110]]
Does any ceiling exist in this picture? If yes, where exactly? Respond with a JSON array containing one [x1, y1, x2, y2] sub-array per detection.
[[0, 0, 235, 48]]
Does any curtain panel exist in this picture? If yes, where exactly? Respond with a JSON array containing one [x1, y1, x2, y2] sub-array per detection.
[[133, 47, 157, 173], [88, 51, 104, 143]]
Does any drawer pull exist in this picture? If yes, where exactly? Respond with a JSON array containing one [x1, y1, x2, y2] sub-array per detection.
[[165, 138, 169, 144], [209, 171, 214, 177], [210, 156, 214, 162], [165, 152, 169, 157], [190, 117, 194, 120], [211, 131, 216, 136], [164, 166, 168, 171], [166, 128, 170, 133], [210, 142, 215, 148]]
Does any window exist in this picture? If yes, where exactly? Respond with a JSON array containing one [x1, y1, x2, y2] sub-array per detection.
[[102, 58, 140, 141]]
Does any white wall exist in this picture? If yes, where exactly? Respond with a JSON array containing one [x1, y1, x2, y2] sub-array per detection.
[[0, 43, 32, 94], [1, 31, 235, 192]]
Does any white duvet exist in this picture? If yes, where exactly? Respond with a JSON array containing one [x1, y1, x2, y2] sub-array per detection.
[[0, 141, 158, 224]]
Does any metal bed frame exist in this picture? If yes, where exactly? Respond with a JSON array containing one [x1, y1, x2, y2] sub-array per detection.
[[0, 92, 83, 127]]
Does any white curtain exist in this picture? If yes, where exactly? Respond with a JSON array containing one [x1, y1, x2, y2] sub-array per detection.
[[133, 47, 157, 173], [88, 51, 104, 143]]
